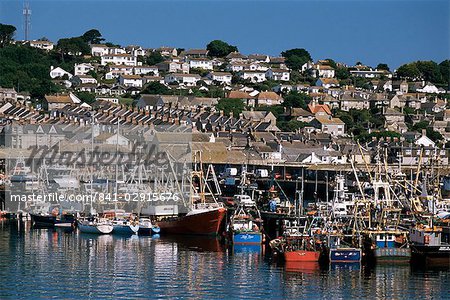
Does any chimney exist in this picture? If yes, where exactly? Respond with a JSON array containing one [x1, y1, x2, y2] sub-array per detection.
[[422, 129, 426, 136]]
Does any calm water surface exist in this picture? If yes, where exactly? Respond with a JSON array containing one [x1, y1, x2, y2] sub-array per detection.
[[0, 220, 449, 299]]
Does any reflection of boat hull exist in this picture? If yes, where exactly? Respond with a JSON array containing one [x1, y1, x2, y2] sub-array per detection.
[[78, 223, 113, 234], [157, 207, 226, 235], [329, 248, 362, 263], [285, 261, 320, 273], [285, 250, 320, 262], [233, 232, 262, 245], [113, 224, 139, 235]]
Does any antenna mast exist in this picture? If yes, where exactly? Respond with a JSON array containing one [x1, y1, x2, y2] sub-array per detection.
[[23, 1, 32, 41]]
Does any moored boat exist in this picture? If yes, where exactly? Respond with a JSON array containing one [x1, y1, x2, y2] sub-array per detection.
[[78, 218, 113, 234], [329, 248, 362, 263], [229, 202, 263, 245], [157, 204, 226, 235], [112, 219, 139, 235], [363, 230, 411, 263], [410, 224, 450, 263], [138, 218, 160, 235]]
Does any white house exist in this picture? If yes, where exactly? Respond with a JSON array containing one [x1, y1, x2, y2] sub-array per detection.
[[188, 58, 213, 70], [157, 61, 190, 74], [164, 73, 200, 86], [266, 69, 290, 81], [133, 65, 159, 76], [101, 54, 137, 66], [74, 63, 95, 76], [96, 97, 119, 104], [415, 133, 435, 147], [417, 83, 443, 94], [50, 67, 73, 79], [29, 40, 54, 51], [206, 72, 232, 85], [118, 75, 145, 88], [90, 44, 110, 56], [311, 65, 335, 78], [105, 65, 134, 79], [71, 75, 97, 85], [238, 70, 267, 83], [350, 69, 392, 79]]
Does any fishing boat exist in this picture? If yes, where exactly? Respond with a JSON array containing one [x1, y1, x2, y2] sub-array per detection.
[[138, 218, 160, 235], [269, 218, 322, 262], [30, 206, 76, 228], [229, 203, 263, 245], [363, 230, 411, 263], [157, 158, 227, 236], [327, 234, 362, 263], [78, 218, 113, 234], [410, 224, 450, 263], [158, 203, 226, 235]]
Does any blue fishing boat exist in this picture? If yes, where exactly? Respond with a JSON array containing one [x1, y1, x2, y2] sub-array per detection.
[[327, 234, 362, 263], [229, 201, 263, 245], [329, 248, 362, 262], [112, 219, 139, 235], [233, 232, 263, 245]]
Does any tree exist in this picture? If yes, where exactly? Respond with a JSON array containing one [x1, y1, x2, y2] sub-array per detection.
[[439, 60, 450, 87], [82, 29, 104, 44], [281, 48, 312, 71], [282, 91, 310, 109], [336, 66, 350, 80], [206, 40, 238, 57], [0, 24, 16, 48], [215, 98, 245, 116], [396, 63, 420, 79], [145, 51, 164, 66], [277, 120, 308, 132], [140, 82, 171, 95], [376, 63, 390, 71], [416, 61, 442, 83], [75, 92, 96, 104], [57, 37, 90, 59]]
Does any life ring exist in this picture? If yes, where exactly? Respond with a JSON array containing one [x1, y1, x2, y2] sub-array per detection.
[[424, 235, 430, 245]]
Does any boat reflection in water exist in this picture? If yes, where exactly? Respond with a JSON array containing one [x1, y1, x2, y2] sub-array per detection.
[[329, 262, 361, 271], [284, 261, 320, 274], [233, 244, 263, 254], [158, 235, 225, 252]]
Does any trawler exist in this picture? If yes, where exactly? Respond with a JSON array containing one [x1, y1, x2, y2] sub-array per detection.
[[157, 156, 227, 236]]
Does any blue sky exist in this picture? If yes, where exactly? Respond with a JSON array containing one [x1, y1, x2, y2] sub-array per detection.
[[0, 0, 448, 68]]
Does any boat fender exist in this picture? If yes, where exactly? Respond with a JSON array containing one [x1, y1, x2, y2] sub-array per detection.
[[424, 235, 430, 245]]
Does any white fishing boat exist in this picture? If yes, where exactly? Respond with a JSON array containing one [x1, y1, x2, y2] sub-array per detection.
[[138, 218, 160, 235]]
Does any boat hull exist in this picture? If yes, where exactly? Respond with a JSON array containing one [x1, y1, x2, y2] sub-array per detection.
[[374, 247, 411, 262], [285, 250, 321, 262], [157, 207, 226, 235], [330, 248, 362, 263], [78, 223, 114, 234], [233, 232, 263, 245], [411, 244, 450, 263], [113, 224, 139, 235], [30, 214, 56, 227]]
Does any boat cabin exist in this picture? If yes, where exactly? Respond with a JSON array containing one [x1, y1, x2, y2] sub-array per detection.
[[410, 227, 443, 246]]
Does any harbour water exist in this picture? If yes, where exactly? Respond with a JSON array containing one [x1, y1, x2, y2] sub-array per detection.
[[0, 220, 449, 300]]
